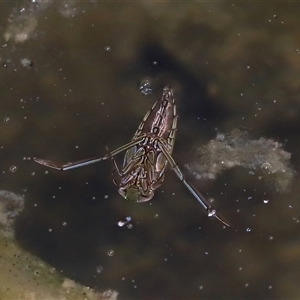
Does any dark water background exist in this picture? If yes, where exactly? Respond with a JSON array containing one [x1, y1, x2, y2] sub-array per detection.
[[1, 1, 300, 299]]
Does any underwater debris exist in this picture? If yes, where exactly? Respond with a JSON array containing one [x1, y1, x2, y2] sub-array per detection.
[[0, 190, 118, 300], [4, 17, 38, 43], [185, 129, 295, 192], [0, 190, 24, 238]]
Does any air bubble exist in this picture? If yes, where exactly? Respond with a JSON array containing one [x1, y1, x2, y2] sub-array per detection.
[[139, 79, 152, 95], [263, 199, 269, 204], [118, 221, 125, 227], [107, 250, 114, 257], [261, 162, 273, 174], [49, 267, 56, 273], [104, 195, 108, 199], [9, 165, 17, 172], [246, 227, 251, 232], [4, 117, 10, 123], [104, 46, 111, 51]]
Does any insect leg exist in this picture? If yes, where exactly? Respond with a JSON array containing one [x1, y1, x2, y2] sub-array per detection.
[[104, 144, 123, 176], [34, 157, 109, 171], [34, 136, 146, 171], [158, 140, 231, 227]]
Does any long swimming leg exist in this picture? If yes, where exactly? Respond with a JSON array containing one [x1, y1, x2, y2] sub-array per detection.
[[34, 136, 145, 171], [158, 139, 231, 227]]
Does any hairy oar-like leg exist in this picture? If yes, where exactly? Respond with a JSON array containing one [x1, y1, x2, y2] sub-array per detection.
[[34, 136, 146, 171], [158, 139, 231, 227]]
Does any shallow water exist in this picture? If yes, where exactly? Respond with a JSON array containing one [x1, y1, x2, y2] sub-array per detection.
[[1, 1, 300, 299]]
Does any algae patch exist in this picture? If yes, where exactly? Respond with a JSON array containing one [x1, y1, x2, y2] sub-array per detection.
[[185, 130, 295, 193], [0, 190, 118, 300]]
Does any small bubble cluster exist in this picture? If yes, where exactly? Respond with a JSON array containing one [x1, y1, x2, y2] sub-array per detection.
[[117, 216, 132, 228]]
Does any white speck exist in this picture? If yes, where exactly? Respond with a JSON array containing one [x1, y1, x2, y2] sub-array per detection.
[[96, 266, 103, 273]]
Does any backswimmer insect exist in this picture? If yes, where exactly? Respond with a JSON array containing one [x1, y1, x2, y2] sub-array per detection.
[[34, 86, 230, 227]]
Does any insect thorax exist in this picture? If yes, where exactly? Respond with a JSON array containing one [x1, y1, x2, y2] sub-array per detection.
[[118, 136, 168, 202]]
